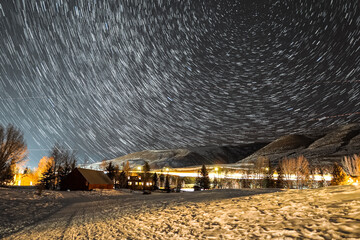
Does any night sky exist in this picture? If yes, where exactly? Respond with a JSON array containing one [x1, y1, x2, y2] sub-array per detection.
[[0, 0, 359, 168]]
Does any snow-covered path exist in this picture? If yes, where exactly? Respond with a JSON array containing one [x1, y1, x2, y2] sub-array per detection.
[[2, 189, 277, 239], [2, 186, 360, 239]]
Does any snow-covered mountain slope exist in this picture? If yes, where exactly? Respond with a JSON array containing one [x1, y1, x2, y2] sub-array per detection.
[[237, 123, 360, 166], [84, 143, 268, 170]]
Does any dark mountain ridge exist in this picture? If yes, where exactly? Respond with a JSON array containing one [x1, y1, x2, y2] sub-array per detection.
[[236, 123, 360, 166]]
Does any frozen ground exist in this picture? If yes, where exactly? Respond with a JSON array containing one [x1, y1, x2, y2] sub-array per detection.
[[1, 186, 360, 239]]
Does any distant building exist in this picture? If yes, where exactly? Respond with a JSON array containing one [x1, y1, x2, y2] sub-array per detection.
[[61, 168, 114, 191], [127, 175, 153, 190]]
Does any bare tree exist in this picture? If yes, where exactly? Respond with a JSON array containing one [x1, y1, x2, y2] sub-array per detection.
[[0, 124, 28, 184], [254, 156, 270, 188], [122, 161, 130, 177], [44, 143, 77, 190], [342, 154, 360, 177], [279, 157, 295, 188], [279, 156, 309, 189]]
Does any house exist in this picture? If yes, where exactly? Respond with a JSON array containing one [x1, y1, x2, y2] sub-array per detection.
[[61, 168, 114, 191], [127, 175, 153, 190]]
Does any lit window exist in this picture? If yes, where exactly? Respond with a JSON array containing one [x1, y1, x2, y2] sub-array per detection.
[[129, 182, 132, 185], [135, 182, 138, 185]]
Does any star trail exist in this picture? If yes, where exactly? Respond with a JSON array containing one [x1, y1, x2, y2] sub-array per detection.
[[0, 0, 359, 167]]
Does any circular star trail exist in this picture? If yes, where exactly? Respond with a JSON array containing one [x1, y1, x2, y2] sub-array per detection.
[[0, 0, 359, 167]]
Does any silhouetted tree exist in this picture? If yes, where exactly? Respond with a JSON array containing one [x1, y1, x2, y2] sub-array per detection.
[[276, 166, 285, 188], [164, 174, 170, 192], [0, 163, 15, 185], [105, 162, 117, 183], [45, 143, 77, 190], [152, 172, 159, 190], [118, 171, 127, 188], [40, 160, 55, 190], [175, 176, 182, 192], [54, 144, 77, 190], [143, 161, 151, 191], [0, 124, 27, 184], [159, 172, 165, 188], [199, 165, 210, 190], [331, 163, 348, 185]]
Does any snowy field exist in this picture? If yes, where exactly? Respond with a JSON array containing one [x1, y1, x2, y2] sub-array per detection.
[[1, 186, 359, 239]]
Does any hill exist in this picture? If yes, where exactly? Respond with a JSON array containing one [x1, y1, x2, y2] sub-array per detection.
[[84, 143, 268, 170], [237, 123, 360, 166]]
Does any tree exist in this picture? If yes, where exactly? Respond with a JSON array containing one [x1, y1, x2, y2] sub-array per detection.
[[118, 171, 127, 188], [105, 162, 117, 183], [47, 143, 77, 190], [213, 177, 218, 189], [0, 124, 28, 184], [279, 156, 309, 189], [0, 163, 15, 185], [40, 159, 55, 190], [264, 165, 275, 188], [164, 174, 170, 192], [331, 163, 348, 185], [152, 172, 159, 190], [143, 161, 151, 191], [199, 165, 210, 190], [159, 172, 165, 188], [122, 161, 130, 177], [175, 176, 182, 192], [342, 154, 360, 177], [254, 156, 270, 188], [276, 166, 285, 188]]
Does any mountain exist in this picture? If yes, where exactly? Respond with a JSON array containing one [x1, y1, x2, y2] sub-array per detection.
[[236, 123, 360, 166], [84, 143, 268, 170]]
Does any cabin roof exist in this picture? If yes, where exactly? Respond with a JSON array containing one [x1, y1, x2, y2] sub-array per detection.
[[76, 168, 113, 185]]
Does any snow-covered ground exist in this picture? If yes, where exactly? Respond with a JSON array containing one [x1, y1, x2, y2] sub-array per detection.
[[1, 186, 360, 239]]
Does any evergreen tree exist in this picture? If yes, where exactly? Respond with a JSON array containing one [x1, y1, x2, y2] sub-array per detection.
[[276, 166, 285, 188], [40, 161, 55, 190], [175, 176, 182, 192], [105, 162, 117, 183], [118, 171, 127, 188], [199, 165, 210, 190], [152, 172, 158, 190], [164, 174, 170, 192], [159, 173, 165, 188], [143, 161, 151, 191], [331, 163, 348, 185]]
